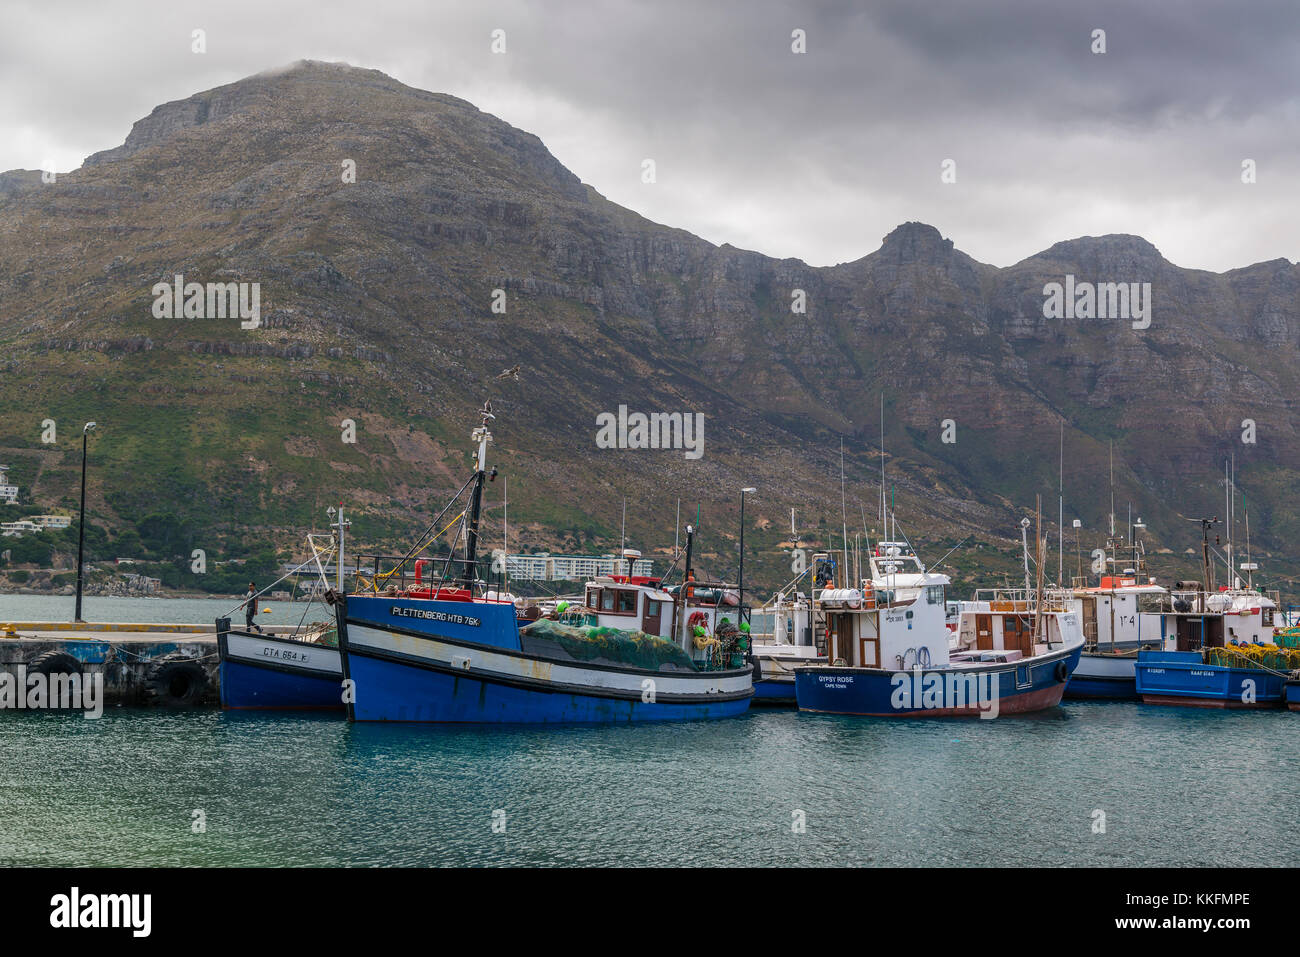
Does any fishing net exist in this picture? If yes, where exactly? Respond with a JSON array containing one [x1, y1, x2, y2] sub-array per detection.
[[1273, 627, 1300, 650], [1207, 644, 1300, 672], [520, 619, 697, 672]]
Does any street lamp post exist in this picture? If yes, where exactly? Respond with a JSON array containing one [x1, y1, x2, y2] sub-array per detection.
[[738, 487, 756, 637], [73, 421, 96, 623]]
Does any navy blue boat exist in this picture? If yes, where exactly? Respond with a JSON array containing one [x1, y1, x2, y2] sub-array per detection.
[[333, 405, 754, 724], [216, 619, 344, 711], [797, 644, 1082, 717]]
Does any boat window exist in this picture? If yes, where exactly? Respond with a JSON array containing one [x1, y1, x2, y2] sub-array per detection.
[[1004, 616, 1020, 632], [600, 591, 615, 612], [586, 588, 600, 608], [617, 590, 637, 614], [926, 585, 945, 604], [647, 601, 661, 616], [1263, 609, 1274, 626]]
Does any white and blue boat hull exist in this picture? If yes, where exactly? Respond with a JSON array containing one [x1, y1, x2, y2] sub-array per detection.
[[217, 626, 344, 711], [1065, 651, 1140, 700], [337, 595, 753, 723], [795, 643, 1081, 717]]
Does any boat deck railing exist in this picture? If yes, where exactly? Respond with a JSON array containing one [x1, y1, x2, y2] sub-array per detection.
[[355, 554, 511, 597]]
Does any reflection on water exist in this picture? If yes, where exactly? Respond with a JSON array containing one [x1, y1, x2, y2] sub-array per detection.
[[0, 703, 1294, 867]]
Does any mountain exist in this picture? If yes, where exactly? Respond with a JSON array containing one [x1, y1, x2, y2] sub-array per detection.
[[2, 60, 1298, 594]]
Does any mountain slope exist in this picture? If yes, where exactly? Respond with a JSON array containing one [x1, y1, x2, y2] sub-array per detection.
[[2, 60, 1298, 593]]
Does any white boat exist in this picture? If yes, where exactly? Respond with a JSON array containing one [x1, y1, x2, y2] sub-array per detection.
[[795, 537, 1084, 717]]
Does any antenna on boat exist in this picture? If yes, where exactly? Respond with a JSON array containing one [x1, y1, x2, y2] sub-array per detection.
[[1020, 516, 1032, 597], [1243, 499, 1255, 589], [1226, 453, 1236, 585], [1058, 419, 1064, 587], [1188, 516, 1220, 595], [620, 496, 627, 575], [879, 393, 886, 532], [1109, 440, 1115, 539], [840, 437, 850, 582]]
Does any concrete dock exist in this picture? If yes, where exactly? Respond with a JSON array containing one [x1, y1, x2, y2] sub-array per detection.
[[0, 622, 297, 707]]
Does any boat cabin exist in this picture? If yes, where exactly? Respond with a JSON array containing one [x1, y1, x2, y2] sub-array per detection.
[[1066, 576, 1168, 649], [584, 575, 673, 637], [813, 543, 952, 671]]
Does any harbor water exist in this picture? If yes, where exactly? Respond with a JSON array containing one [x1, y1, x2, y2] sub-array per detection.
[[1, 595, 1296, 867]]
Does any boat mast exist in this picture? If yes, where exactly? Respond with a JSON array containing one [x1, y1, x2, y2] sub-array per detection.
[[461, 403, 495, 590], [332, 504, 350, 592], [677, 523, 696, 646], [1058, 420, 1064, 587], [1034, 496, 1045, 642]]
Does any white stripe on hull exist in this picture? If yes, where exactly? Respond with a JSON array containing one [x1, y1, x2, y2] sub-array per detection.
[[224, 632, 342, 674], [347, 623, 752, 697], [1074, 653, 1136, 680]]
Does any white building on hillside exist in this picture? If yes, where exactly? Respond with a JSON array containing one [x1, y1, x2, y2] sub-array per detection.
[[31, 515, 72, 529], [0, 466, 17, 505], [505, 551, 654, 582]]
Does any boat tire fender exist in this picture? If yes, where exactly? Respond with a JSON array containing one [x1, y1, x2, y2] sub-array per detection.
[[147, 653, 210, 708], [1054, 661, 1069, 683], [27, 650, 83, 678]]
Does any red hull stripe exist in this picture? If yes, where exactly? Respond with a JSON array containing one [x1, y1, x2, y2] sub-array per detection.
[[801, 681, 1067, 717]]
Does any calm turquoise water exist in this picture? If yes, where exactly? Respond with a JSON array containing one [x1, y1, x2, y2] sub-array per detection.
[[0, 593, 330, 628], [1, 703, 1295, 867]]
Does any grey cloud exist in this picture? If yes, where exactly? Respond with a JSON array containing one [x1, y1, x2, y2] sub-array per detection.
[[0, 0, 1295, 271]]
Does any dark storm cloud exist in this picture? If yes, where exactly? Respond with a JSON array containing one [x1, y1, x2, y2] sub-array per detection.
[[2, 0, 1296, 270]]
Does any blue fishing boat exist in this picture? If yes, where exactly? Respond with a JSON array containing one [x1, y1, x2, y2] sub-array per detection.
[[1135, 649, 1288, 708], [333, 404, 754, 723], [216, 527, 350, 711], [216, 621, 344, 710], [795, 524, 1084, 717], [1287, 677, 1300, 712]]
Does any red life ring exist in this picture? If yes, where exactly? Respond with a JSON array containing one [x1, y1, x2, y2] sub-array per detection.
[[687, 610, 709, 632]]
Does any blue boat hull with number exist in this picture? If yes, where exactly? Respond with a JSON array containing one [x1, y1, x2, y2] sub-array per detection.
[[336, 594, 753, 723], [216, 626, 344, 711], [1134, 650, 1286, 708]]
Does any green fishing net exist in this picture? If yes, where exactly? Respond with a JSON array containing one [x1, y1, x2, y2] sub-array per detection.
[[520, 618, 697, 671]]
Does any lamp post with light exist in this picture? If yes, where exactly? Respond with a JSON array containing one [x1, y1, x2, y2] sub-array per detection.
[[73, 421, 97, 623]]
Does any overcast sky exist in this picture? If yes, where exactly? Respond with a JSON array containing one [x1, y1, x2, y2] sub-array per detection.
[[4, 0, 1297, 271]]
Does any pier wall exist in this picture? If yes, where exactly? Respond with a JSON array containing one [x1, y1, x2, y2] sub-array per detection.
[[0, 623, 292, 707]]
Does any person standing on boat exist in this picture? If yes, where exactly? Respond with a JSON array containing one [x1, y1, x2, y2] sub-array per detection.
[[243, 582, 263, 634]]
